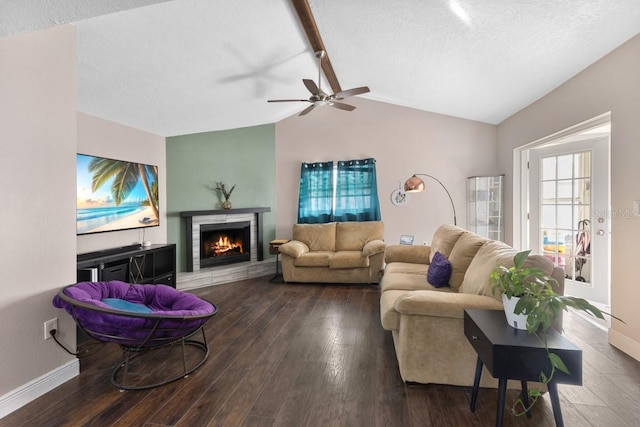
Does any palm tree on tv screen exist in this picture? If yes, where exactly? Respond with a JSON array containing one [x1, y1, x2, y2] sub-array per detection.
[[88, 158, 159, 221]]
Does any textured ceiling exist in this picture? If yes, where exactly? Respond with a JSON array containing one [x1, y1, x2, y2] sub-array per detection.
[[0, 0, 171, 38], [312, 1, 640, 124], [3, 0, 640, 136]]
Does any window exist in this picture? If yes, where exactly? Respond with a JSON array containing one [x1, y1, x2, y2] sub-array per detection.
[[297, 158, 381, 224]]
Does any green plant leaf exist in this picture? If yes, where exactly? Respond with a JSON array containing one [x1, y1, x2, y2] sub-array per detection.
[[514, 250, 531, 268], [561, 296, 605, 319], [539, 371, 549, 383], [513, 297, 528, 314], [549, 352, 571, 375]]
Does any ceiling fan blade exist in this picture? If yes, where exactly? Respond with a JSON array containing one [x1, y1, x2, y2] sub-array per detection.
[[329, 102, 356, 112], [267, 99, 310, 103], [303, 79, 319, 95], [299, 104, 317, 116], [333, 86, 370, 99]]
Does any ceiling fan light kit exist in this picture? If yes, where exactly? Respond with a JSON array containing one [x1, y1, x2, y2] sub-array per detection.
[[268, 50, 370, 116]]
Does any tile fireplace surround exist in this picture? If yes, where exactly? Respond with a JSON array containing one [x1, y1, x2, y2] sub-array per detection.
[[178, 207, 272, 290]]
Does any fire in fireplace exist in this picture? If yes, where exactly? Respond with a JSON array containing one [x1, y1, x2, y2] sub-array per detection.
[[200, 221, 250, 268], [203, 234, 243, 258]]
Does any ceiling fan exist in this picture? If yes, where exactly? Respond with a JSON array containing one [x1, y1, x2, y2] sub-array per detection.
[[268, 50, 370, 116]]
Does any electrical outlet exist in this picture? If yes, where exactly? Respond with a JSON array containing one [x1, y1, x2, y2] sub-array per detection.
[[44, 318, 57, 340]]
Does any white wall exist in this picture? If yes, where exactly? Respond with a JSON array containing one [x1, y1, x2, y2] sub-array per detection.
[[275, 97, 498, 246], [76, 112, 167, 254], [0, 31, 167, 418], [0, 25, 78, 409], [498, 34, 640, 360]]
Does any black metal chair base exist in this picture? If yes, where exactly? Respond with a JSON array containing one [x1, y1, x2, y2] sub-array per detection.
[[110, 327, 209, 391]]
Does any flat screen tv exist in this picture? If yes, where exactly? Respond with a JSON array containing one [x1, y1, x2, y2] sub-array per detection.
[[76, 153, 159, 235]]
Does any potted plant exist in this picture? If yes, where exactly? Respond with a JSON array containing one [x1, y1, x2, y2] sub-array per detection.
[[490, 250, 615, 415], [215, 182, 235, 209]]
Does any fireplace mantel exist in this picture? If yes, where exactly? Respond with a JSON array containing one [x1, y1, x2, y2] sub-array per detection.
[[181, 207, 271, 272], [180, 207, 270, 217]]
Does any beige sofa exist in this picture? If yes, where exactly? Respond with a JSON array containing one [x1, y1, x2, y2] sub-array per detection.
[[380, 224, 565, 387], [279, 221, 385, 284]]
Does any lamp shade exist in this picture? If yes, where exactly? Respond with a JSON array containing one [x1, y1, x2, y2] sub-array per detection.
[[404, 175, 425, 192], [402, 173, 457, 225]]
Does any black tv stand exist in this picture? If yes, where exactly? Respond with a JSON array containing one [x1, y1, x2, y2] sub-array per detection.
[[77, 244, 143, 262], [76, 244, 176, 288]]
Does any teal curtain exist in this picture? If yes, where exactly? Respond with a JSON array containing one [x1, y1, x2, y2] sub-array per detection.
[[334, 158, 381, 222], [297, 161, 334, 224]]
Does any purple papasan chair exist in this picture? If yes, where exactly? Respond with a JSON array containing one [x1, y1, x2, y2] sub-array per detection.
[[53, 280, 217, 390]]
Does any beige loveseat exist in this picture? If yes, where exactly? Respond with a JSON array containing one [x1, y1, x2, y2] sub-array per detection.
[[380, 224, 565, 387], [279, 221, 385, 284]]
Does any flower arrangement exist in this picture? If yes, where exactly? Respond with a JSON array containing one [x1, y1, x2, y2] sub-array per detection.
[[215, 182, 235, 201], [213, 182, 235, 209]]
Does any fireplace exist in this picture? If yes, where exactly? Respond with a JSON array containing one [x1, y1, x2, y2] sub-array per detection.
[[181, 208, 270, 272], [199, 221, 251, 268]]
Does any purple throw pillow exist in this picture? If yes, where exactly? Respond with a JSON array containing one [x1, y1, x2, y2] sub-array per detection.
[[427, 251, 452, 288]]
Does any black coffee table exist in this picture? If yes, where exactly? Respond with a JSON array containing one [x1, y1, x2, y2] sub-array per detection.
[[464, 309, 582, 427]]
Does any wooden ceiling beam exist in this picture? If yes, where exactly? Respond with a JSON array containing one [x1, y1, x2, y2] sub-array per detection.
[[290, 0, 342, 94]]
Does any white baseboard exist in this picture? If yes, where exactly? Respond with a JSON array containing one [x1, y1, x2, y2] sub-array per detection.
[[0, 359, 79, 419], [608, 328, 640, 363]]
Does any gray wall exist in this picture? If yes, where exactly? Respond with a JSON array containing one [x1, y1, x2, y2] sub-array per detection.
[[498, 33, 640, 360], [76, 112, 167, 254], [0, 25, 77, 403], [275, 97, 499, 246]]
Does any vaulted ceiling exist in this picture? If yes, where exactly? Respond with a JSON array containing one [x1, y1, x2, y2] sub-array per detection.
[[3, 1, 640, 136]]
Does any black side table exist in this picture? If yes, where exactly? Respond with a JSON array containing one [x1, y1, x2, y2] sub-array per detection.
[[269, 239, 288, 282], [464, 309, 582, 427]]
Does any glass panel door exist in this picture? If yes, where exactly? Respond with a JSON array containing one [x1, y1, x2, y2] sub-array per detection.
[[540, 152, 591, 281], [529, 137, 609, 306]]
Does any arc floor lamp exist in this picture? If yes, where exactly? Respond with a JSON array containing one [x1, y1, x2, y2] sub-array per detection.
[[404, 174, 457, 226]]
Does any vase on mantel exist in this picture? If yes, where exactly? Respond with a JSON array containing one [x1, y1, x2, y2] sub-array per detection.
[[222, 199, 232, 210]]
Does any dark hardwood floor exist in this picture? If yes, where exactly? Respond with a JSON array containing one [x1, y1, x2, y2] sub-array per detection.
[[3, 276, 639, 426]]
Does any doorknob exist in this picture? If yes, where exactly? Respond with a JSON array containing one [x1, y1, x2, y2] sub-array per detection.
[[596, 229, 605, 236]]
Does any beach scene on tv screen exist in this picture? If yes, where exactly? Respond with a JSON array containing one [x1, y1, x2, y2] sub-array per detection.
[[77, 154, 159, 235]]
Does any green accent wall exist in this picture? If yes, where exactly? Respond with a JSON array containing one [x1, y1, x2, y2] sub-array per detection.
[[166, 124, 276, 272]]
